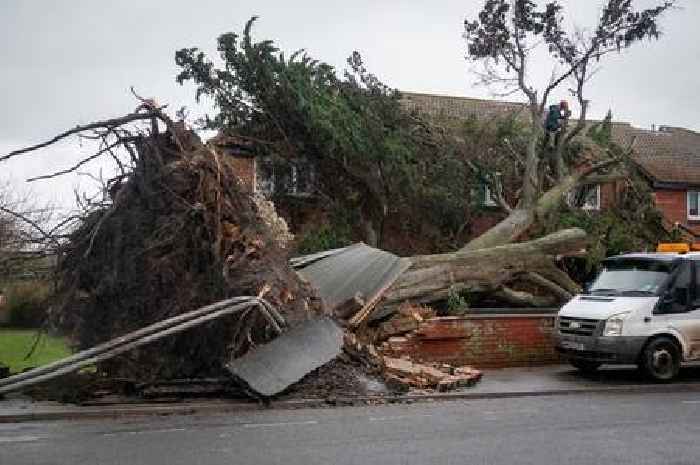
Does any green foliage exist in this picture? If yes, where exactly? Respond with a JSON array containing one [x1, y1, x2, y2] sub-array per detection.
[[587, 110, 613, 146], [3, 280, 51, 328], [296, 223, 352, 255], [457, 114, 531, 213], [535, 171, 670, 282], [176, 18, 476, 249], [446, 286, 470, 315], [465, 1, 674, 71]]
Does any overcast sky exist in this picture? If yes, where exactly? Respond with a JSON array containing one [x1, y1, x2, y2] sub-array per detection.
[[1, 0, 696, 212]]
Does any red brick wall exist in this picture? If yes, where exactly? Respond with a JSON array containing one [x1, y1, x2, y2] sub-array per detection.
[[383, 314, 560, 369], [654, 189, 700, 235], [228, 156, 256, 193], [599, 182, 618, 210]]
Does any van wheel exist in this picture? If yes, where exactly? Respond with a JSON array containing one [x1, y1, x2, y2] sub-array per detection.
[[640, 337, 680, 382], [570, 359, 601, 373]]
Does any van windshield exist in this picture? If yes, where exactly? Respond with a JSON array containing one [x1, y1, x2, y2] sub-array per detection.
[[587, 259, 674, 296]]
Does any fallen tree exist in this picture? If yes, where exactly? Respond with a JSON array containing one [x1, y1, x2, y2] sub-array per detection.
[[1, 103, 322, 380]]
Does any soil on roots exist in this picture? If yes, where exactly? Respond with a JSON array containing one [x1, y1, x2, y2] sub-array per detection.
[[51, 127, 322, 381]]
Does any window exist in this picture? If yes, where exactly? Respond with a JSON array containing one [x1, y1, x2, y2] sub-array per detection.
[[483, 184, 498, 207], [568, 184, 600, 210], [255, 158, 315, 197], [589, 259, 672, 296], [693, 262, 700, 309], [688, 191, 700, 220], [663, 261, 692, 313], [480, 172, 502, 207]]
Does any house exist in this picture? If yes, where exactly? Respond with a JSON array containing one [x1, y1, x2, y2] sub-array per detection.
[[612, 124, 700, 237], [209, 134, 315, 198], [212, 91, 700, 240], [401, 92, 700, 239]]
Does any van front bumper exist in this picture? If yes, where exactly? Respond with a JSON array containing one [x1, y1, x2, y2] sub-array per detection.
[[555, 334, 647, 364]]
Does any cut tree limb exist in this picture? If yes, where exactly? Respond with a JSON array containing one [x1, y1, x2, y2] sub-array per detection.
[[381, 228, 587, 307], [521, 271, 573, 301], [492, 286, 556, 308]]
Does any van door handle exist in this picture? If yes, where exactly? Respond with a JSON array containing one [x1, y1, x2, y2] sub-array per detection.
[[644, 316, 652, 323]]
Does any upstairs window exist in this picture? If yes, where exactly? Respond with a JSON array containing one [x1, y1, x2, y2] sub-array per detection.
[[477, 172, 502, 207], [568, 184, 600, 211], [256, 158, 315, 197], [688, 191, 700, 220], [482, 183, 498, 207]]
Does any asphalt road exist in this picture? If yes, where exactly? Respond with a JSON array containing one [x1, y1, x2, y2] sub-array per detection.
[[2, 392, 700, 465]]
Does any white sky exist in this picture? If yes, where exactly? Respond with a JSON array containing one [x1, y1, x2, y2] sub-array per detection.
[[1, 0, 696, 212]]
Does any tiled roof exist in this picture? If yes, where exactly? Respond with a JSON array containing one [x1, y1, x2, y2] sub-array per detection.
[[611, 125, 700, 185], [402, 91, 700, 186], [400, 92, 528, 122]]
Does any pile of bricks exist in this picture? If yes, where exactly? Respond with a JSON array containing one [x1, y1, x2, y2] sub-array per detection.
[[382, 356, 481, 392], [345, 304, 483, 393], [377, 303, 435, 339]]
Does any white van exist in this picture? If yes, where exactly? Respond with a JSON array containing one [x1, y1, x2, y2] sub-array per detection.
[[556, 252, 700, 381]]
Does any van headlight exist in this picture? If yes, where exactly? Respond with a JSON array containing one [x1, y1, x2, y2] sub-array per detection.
[[603, 312, 630, 337]]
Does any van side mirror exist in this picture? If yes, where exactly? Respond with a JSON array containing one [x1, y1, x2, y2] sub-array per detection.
[[658, 287, 689, 313], [656, 291, 676, 314]]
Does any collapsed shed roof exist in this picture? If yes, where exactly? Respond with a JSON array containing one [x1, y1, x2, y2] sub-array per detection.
[[293, 243, 411, 323]]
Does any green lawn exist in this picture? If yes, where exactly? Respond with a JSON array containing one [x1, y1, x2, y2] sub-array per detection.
[[0, 329, 72, 374]]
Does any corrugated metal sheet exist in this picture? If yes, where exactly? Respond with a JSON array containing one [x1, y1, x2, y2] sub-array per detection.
[[225, 317, 344, 397], [295, 243, 410, 320]]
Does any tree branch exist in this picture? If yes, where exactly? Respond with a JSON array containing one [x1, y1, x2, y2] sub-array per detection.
[[0, 113, 159, 163], [521, 271, 572, 301]]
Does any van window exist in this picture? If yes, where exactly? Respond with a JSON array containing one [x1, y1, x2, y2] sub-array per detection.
[[694, 262, 700, 308], [661, 261, 691, 314], [588, 259, 672, 296]]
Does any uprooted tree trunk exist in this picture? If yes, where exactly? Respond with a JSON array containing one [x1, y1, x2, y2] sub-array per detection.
[[1, 107, 323, 380]]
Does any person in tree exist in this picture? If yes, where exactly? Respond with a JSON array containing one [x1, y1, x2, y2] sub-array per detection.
[[545, 100, 571, 148]]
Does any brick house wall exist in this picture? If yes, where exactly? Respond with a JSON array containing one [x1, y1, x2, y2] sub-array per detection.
[[599, 182, 618, 210], [653, 189, 700, 236], [383, 314, 560, 369], [227, 155, 256, 193]]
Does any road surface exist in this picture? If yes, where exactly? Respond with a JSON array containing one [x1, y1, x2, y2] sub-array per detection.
[[2, 392, 700, 465]]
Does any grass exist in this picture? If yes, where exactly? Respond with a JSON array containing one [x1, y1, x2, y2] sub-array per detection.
[[0, 329, 72, 374]]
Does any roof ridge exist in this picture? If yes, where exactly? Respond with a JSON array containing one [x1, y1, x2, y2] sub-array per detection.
[[399, 90, 526, 107]]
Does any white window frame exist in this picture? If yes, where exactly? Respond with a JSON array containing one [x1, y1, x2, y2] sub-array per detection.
[[483, 184, 498, 207], [688, 191, 700, 220], [255, 158, 315, 197], [482, 172, 502, 207], [580, 184, 601, 211], [567, 184, 601, 211]]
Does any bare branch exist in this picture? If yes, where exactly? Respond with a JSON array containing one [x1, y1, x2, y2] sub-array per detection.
[[0, 205, 58, 247], [0, 112, 158, 163], [26, 141, 123, 182]]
